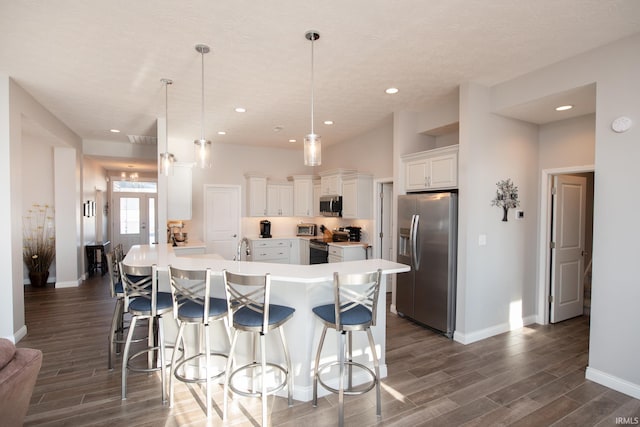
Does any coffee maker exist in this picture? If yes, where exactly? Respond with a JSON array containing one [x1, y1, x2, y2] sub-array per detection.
[[260, 220, 271, 238]]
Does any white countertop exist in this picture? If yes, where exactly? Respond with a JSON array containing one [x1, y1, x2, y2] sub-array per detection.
[[124, 244, 409, 283], [170, 239, 206, 249]]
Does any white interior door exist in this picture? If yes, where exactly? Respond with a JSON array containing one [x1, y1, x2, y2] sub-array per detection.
[[112, 193, 157, 253], [550, 175, 586, 323], [204, 185, 240, 259]]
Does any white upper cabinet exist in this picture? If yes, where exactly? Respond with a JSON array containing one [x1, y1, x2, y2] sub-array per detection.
[[245, 173, 268, 217], [402, 145, 458, 192], [319, 169, 355, 196], [267, 182, 293, 216], [290, 175, 317, 217], [168, 163, 193, 220], [341, 173, 373, 219]]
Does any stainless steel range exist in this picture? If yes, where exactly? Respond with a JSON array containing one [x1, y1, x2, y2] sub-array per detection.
[[309, 239, 328, 264]]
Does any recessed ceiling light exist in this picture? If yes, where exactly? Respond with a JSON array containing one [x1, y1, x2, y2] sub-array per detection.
[[289, 139, 297, 143], [555, 105, 573, 111], [217, 131, 226, 135], [385, 87, 399, 94], [235, 107, 246, 113], [324, 120, 334, 125], [110, 129, 120, 133]]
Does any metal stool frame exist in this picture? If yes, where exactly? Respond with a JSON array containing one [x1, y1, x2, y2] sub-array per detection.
[[222, 270, 295, 426], [312, 269, 382, 427], [168, 265, 229, 418], [119, 262, 173, 403]]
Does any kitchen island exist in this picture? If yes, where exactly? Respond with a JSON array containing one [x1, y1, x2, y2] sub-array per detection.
[[123, 244, 410, 402]]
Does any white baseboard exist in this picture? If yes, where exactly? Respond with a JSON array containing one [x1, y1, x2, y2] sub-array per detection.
[[56, 279, 81, 288], [13, 325, 28, 343], [453, 315, 538, 345], [390, 304, 397, 314], [586, 367, 640, 400]]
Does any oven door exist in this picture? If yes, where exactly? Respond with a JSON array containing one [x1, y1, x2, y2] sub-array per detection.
[[309, 244, 328, 264]]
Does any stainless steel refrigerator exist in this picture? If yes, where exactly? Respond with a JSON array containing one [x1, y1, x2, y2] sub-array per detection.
[[397, 192, 457, 338]]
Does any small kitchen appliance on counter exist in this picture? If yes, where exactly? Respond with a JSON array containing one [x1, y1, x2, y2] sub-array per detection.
[[296, 223, 317, 236], [260, 220, 272, 238], [345, 226, 361, 242]]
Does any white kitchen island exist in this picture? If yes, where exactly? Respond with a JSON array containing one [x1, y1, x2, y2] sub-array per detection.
[[123, 244, 410, 402]]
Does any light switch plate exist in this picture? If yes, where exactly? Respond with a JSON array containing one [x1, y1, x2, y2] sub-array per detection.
[[478, 234, 487, 246]]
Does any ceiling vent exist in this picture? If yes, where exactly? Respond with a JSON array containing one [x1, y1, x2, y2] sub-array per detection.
[[127, 134, 157, 145]]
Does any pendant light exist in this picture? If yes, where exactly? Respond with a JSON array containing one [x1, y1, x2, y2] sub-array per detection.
[[304, 30, 321, 166], [159, 78, 175, 176], [194, 44, 212, 168]]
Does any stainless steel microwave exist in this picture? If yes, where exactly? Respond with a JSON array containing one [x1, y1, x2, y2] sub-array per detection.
[[296, 223, 317, 236], [319, 195, 342, 217]]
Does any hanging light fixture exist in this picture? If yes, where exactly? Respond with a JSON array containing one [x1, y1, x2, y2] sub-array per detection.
[[194, 44, 212, 168], [159, 78, 175, 176], [304, 30, 321, 166]]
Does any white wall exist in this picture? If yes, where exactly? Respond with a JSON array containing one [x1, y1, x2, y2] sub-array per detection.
[[0, 74, 14, 340], [490, 33, 640, 398], [456, 82, 540, 344], [82, 157, 108, 243], [322, 116, 393, 178], [5, 77, 83, 341], [538, 114, 595, 169]]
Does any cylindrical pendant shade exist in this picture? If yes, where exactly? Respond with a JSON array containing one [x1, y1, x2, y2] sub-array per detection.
[[160, 152, 175, 176], [194, 139, 212, 168], [304, 133, 321, 166]]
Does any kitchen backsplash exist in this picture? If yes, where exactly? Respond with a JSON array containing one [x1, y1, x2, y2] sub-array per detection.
[[241, 216, 372, 242]]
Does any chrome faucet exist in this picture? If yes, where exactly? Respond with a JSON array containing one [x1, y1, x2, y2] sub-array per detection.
[[236, 237, 250, 261]]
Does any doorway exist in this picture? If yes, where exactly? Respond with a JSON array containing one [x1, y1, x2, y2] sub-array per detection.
[[374, 179, 394, 294], [112, 193, 157, 253], [538, 167, 594, 324], [204, 184, 241, 259]]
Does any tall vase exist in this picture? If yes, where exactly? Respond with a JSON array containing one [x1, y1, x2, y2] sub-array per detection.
[[29, 271, 49, 287], [502, 206, 509, 222]]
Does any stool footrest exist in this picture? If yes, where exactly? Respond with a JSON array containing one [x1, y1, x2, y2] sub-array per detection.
[[126, 345, 177, 373], [174, 352, 227, 384], [228, 362, 288, 398], [316, 361, 377, 396]]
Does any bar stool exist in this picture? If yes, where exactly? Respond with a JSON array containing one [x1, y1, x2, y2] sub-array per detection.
[[119, 262, 173, 402], [222, 270, 295, 426], [168, 265, 229, 418], [312, 269, 383, 427], [106, 250, 125, 370]]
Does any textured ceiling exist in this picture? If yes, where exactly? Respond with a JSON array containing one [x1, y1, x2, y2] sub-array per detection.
[[1, 1, 639, 171]]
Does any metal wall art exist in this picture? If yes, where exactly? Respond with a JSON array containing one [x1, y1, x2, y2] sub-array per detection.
[[491, 178, 520, 222]]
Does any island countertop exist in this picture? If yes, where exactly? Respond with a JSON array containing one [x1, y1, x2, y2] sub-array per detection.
[[124, 243, 409, 282], [122, 243, 410, 402]]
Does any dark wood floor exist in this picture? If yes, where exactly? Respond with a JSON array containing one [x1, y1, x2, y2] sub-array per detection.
[[18, 274, 640, 426]]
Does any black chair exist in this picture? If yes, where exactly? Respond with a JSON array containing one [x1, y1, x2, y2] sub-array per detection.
[[312, 269, 382, 427]]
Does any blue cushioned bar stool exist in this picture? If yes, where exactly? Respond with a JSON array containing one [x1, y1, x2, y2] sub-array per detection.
[[168, 265, 229, 418], [222, 270, 295, 426], [119, 262, 173, 402], [312, 269, 383, 427], [106, 250, 125, 370]]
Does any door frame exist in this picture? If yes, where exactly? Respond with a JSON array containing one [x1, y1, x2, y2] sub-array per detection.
[[537, 165, 594, 324], [373, 177, 395, 299]]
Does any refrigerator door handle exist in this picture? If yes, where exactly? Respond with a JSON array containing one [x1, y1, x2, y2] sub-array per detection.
[[411, 214, 420, 269]]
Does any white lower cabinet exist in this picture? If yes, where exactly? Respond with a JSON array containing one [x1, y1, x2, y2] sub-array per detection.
[[328, 244, 367, 263], [249, 239, 291, 264]]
